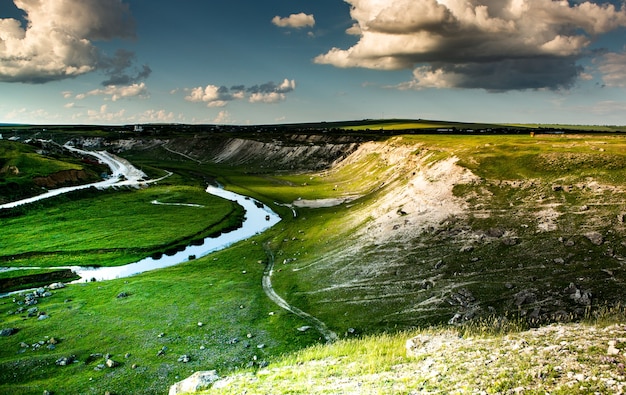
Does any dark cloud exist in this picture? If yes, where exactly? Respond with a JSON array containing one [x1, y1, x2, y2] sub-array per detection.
[[316, 0, 626, 91], [100, 50, 152, 86]]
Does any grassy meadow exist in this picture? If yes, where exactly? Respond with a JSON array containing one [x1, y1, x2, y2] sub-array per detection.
[[1, 128, 626, 394]]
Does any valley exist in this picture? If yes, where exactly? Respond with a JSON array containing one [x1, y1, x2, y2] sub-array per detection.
[[1, 122, 626, 394]]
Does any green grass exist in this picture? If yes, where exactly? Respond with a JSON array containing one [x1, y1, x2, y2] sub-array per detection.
[[2, 130, 626, 394], [0, 185, 242, 267], [0, 241, 320, 394]]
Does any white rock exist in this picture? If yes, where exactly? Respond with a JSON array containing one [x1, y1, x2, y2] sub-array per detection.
[[169, 370, 219, 395]]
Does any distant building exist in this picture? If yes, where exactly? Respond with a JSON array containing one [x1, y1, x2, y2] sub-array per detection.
[[134, 125, 144, 132]]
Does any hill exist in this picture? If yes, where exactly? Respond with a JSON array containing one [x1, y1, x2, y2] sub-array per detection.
[[1, 126, 626, 394]]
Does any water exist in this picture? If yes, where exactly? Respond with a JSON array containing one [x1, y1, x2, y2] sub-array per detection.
[[70, 186, 281, 282], [0, 186, 281, 293]]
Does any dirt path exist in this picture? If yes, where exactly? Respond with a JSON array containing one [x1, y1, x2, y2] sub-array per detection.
[[262, 243, 338, 343]]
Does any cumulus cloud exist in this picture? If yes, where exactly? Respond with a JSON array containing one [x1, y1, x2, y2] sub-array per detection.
[[81, 82, 149, 101], [272, 13, 315, 29], [0, 0, 146, 84], [315, 0, 626, 91], [185, 79, 296, 106]]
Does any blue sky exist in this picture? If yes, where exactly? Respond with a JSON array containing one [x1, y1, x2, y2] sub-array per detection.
[[1, 0, 626, 125]]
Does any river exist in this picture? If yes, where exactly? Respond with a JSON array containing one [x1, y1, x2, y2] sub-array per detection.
[[0, 144, 281, 285]]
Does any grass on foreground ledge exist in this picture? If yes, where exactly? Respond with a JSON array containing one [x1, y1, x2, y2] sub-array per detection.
[[204, 311, 626, 395]]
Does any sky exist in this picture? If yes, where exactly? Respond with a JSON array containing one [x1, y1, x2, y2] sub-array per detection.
[[1, 0, 626, 126]]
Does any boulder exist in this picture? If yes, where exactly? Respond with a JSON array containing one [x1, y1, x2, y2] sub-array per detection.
[[168, 370, 219, 395], [0, 328, 17, 337], [49, 282, 66, 290]]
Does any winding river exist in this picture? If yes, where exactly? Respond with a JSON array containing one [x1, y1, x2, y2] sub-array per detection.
[[71, 186, 280, 282], [0, 144, 281, 284]]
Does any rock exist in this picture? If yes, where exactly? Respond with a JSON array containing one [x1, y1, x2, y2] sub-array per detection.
[[169, 371, 219, 395], [27, 307, 39, 317], [608, 340, 620, 355], [116, 292, 129, 299], [585, 231, 604, 246], [178, 354, 190, 363], [48, 337, 58, 345], [0, 328, 17, 337], [37, 314, 50, 320], [486, 228, 505, 238], [552, 185, 563, 192], [197, 322, 203, 327], [554, 258, 565, 264], [513, 289, 537, 306], [618, 213, 625, 223], [459, 245, 474, 253], [49, 282, 66, 290], [297, 326, 312, 332], [55, 356, 75, 366], [105, 359, 120, 368], [257, 344, 265, 349]]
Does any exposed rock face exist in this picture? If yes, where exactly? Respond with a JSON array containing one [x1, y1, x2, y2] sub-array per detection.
[[33, 169, 95, 188], [169, 370, 219, 395]]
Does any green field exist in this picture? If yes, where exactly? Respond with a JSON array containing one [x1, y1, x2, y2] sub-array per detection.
[[2, 127, 626, 394]]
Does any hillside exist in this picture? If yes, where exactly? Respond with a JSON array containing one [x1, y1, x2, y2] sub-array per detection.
[[202, 320, 626, 394], [1, 128, 626, 394]]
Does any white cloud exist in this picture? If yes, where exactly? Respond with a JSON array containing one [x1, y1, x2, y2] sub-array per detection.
[[315, 0, 626, 91], [272, 13, 315, 29], [214, 110, 233, 124], [136, 109, 176, 123], [596, 49, 626, 87], [82, 83, 149, 101], [184, 79, 296, 107], [0, 0, 136, 83]]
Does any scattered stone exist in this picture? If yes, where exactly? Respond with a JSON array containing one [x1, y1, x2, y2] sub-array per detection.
[[157, 346, 167, 356], [197, 322, 203, 327], [505, 283, 514, 290], [618, 213, 625, 223], [49, 282, 66, 290], [105, 359, 119, 368], [37, 314, 50, 321], [297, 326, 312, 332], [168, 370, 219, 395], [131, 363, 138, 369], [125, 352, 131, 358], [55, 355, 75, 366], [459, 245, 474, 253], [227, 338, 239, 345], [552, 185, 563, 192], [580, 205, 589, 211], [554, 258, 565, 264], [158, 332, 165, 338], [514, 289, 537, 306], [564, 283, 592, 306], [94, 364, 105, 371], [0, 328, 17, 337], [257, 344, 265, 349], [608, 340, 620, 356], [48, 337, 58, 345], [20, 342, 29, 348], [246, 333, 253, 338], [177, 354, 190, 363], [43, 390, 51, 395], [116, 292, 128, 299], [27, 307, 39, 317], [585, 231, 604, 246], [501, 237, 518, 246]]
